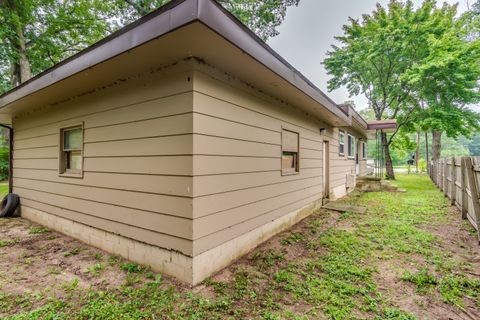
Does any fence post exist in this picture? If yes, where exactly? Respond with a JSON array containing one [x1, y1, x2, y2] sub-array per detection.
[[443, 159, 448, 196], [463, 157, 480, 243], [461, 157, 468, 219], [450, 157, 456, 205]]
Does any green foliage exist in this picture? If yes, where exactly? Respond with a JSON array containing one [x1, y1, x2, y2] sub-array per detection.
[[120, 262, 143, 273], [3, 175, 479, 319], [0, 147, 9, 181], [0, 239, 17, 247], [401, 269, 438, 293], [0, 0, 299, 94], [280, 232, 305, 245], [87, 263, 104, 276], [28, 226, 50, 234], [63, 247, 81, 257], [324, 0, 480, 173]]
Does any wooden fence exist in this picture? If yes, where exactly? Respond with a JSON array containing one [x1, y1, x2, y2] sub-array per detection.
[[430, 157, 480, 243]]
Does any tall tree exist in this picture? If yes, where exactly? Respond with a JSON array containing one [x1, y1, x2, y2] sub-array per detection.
[[324, 0, 476, 179], [0, 0, 117, 90], [406, 8, 480, 162], [117, 0, 299, 40], [0, 0, 299, 94]]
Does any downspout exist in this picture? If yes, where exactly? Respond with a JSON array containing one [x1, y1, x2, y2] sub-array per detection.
[[0, 124, 13, 194]]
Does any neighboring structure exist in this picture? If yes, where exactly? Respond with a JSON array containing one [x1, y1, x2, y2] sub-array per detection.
[[0, 0, 395, 284]]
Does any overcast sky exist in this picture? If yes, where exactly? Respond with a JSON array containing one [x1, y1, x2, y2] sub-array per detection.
[[267, 0, 472, 111]]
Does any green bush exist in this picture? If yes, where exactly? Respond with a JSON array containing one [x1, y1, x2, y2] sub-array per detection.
[[0, 147, 8, 181], [418, 159, 427, 173]]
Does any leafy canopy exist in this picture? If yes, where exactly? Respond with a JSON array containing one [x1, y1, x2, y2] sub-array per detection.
[[0, 0, 299, 94]]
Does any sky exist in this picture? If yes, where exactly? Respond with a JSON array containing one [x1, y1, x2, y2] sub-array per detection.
[[267, 0, 472, 111]]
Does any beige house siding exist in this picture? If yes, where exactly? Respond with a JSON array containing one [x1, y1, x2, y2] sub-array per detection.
[[11, 59, 371, 284], [13, 64, 196, 256], [191, 68, 329, 256]]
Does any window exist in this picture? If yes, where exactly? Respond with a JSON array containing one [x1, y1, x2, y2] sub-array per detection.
[[60, 125, 83, 176], [338, 130, 345, 155], [347, 133, 355, 159], [282, 129, 299, 174], [362, 141, 367, 160]]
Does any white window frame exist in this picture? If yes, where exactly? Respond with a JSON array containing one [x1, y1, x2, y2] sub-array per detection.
[[59, 123, 84, 178], [362, 141, 367, 160], [347, 133, 355, 159], [338, 130, 345, 156]]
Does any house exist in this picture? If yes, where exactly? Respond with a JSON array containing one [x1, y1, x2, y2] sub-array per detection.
[[0, 0, 395, 284]]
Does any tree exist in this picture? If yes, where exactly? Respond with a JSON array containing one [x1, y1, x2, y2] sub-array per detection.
[[461, 0, 480, 40], [324, 0, 477, 179], [406, 8, 480, 162], [0, 0, 299, 94], [0, 0, 118, 90], [116, 0, 299, 40]]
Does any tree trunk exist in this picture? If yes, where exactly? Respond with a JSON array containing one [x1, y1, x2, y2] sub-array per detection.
[[425, 131, 430, 174], [432, 131, 442, 161], [7, 1, 32, 87], [16, 23, 32, 83], [415, 130, 420, 173], [381, 131, 395, 179]]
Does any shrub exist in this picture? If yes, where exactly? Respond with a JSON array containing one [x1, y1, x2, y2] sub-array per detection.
[[0, 147, 8, 181]]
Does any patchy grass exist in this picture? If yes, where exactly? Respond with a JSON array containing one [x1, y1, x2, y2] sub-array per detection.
[[28, 226, 50, 235], [1, 174, 479, 319], [0, 183, 8, 197]]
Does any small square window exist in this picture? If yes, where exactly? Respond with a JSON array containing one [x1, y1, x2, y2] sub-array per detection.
[[339, 130, 345, 155], [282, 129, 299, 174], [60, 125, 83, 176]]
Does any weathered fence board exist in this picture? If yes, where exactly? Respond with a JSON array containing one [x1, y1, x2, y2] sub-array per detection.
[[430, 157, 480, 243]]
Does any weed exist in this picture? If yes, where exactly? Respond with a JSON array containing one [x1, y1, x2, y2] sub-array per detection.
[[251, 249, 285, 270], [63, 247, 81, 257], [120, 262, 143, 273], [281, 232, 305, 245], [47, 267, 62, 275], [28, 226, 50, 235], [108, 255, 120, 265], [62, 278, 79, 291], [0, 239, 16, 247], [401, 269, 438, 293], [87, 263, 104, 276]]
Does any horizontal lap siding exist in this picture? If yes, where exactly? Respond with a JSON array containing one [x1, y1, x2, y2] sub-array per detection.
[[326, 128, 356, 189], [13, 69, 195, 255], [191, 71, 324, 255]]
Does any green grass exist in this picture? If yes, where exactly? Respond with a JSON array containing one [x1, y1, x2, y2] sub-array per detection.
[[0, 183, 8, 197], [28, 226, 50, 235], [2, 174, 479, 319]]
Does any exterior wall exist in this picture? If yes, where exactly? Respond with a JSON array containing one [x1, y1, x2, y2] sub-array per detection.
[[325, 127, 368, 198], [12, 59, 370, 284], [13, 63, 196, 260], [191, 68, 327, 256]]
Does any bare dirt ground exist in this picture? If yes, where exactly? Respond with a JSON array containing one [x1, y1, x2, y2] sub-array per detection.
[[1, 174, 479, 319]]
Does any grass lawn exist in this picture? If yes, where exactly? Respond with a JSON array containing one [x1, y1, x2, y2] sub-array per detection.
[[0, 182, 8, 197], [1, 174, 479, 319]]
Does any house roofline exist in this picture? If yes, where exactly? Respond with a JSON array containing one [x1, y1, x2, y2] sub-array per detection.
[[0, 0, 355, 126]]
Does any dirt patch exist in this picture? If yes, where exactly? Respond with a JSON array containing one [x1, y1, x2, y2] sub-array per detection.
[[374, 205, 480, 320], [0, 217, 186, 315]]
